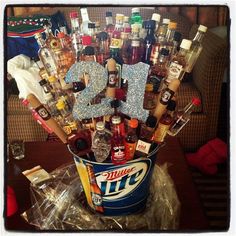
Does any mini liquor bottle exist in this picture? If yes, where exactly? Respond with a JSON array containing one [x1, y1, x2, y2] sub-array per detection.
[[142, 20, 156, 65], [156, 18, 170, 39], [170, 31, 182, 59], [153, 100, 176, 143], [185, 25, 207, 73], [105, 11, 114, 43], [130, 8, 143, 29], [111, 116, 126, 165], [139, 115, 157, 142], [34, 33, 58, 78], [96, 32, 110, 64], [168, 97, 201, 136], [125, 119, 139, 161], [151, 13, 161, 36], [114, 14, 124, 32], [165, 39, 192, 84], [165, 22, 178, 54], [121, 31, 131, 64], [143, 83, 157, 111], [129, 39, 141, 64], [80, 8, 91, 35]]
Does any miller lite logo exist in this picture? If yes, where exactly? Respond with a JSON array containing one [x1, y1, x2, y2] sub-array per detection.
[[96, 161, 151, 200]]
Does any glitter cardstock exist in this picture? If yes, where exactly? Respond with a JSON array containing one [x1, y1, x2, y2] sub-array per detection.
[[65, 61, 114, 120], [119, 62, 150, 122]]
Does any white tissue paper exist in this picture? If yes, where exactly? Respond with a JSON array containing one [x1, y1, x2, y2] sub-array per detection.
[[7, 54, 46, 104]]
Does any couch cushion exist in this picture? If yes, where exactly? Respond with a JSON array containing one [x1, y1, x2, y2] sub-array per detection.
[[176, 82, 202, 113]]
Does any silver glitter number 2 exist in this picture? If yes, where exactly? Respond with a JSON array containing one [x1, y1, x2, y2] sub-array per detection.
[[65, 61, 113, 120], [119, 62, 150, 122]]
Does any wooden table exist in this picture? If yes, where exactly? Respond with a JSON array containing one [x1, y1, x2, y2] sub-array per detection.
[[5, 136, 209, 231]]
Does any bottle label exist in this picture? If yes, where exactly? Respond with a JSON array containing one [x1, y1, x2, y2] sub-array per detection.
[[167, 62, 183, 82], [135, 140, 151, 155], [35, 105, 51, 121], [112, 145, 126, 161], [153, 123, 170, 143], [108, 71, 118, 87], [125, 142, 137, 160], [110, 38, 123, 48], [91, 192, 103, 206], [160, 88, 175, 105]]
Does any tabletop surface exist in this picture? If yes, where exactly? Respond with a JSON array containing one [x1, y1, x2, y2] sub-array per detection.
[[5, 136, 209, 231]]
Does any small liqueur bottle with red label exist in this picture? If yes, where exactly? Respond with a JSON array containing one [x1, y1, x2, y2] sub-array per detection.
[[165, 39, 192, 84], [111, 116, 126, 165], [168, 97, 201, 136], [153, 100, 176, 143], [125, 119, 138, 161]]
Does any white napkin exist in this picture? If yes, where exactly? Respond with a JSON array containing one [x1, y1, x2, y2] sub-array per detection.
[[7, 54, 46, 104]]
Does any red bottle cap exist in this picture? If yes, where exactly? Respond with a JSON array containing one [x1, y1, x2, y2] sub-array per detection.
[[192, 97, 201, 106], [82, 35, 92, 46], [57, 32, 65, 38], [129, 118, 139, 128], [69, 11, 79, 19]]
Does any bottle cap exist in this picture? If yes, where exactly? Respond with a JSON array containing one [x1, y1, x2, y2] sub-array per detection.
[[163, 18, 170, 24], [44, 92, 53, 101], [88, 22, 95, 28], [132, 8, 140, 13], [192, 97, 201, 106], [39, 79, 47, 86], [110, 99, 121, 108], [167, 100, 176, 111], [131, 40, 140, 47], [69, 11, 79, 19], [145, 20, 156, 29], [152, 13, 161, 22], [57, 32, 65, 38], [129, 118, 138, 128], [180, 39, 192, 50], [160, 48, 169, 56], [82, 35, 92, 46], [116, 14, 124, 21], [84, 46, 95, 55], [124, 16, 129, 22], [106, 11, 112, 17], [173, 31, 182, 42], [96, 121, 105, 131], [48, 76, 57, 83], [72, 81, 85, 93], [145, 83, 154, 92], [146, 115, 157, 128], [56, 100, 65, 110], [22, 99, 29, 106], [97, 31, 108, 40], [111, 116, 121, 124], [198, 24, 208, 33], [168, 21, 177, 30]]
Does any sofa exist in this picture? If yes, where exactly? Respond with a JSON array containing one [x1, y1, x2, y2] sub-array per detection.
[[6, 6, 228, 151]]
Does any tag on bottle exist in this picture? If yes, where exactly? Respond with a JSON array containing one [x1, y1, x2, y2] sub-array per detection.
[[167, 62, 183, 82], [135, 139, 152, 155], [22, 165, 52, 185]]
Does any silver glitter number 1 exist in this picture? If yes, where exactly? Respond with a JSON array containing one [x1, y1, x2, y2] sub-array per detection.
[[119, 63, 150, 122]]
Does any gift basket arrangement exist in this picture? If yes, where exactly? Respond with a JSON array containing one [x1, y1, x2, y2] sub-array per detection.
[[7, 7, 207, 229]]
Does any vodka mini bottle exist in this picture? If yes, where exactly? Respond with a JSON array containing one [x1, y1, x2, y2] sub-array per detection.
[[35, 33, 58, 78], [185, 25, 207, 73], [152, 13, 161, 36], [80, 8, 91, 35]]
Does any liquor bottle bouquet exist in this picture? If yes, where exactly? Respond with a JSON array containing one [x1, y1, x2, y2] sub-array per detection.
[[9, 7, 205, 216]]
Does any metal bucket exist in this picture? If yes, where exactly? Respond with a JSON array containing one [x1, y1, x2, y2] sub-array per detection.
[[68, 144, 159, 216]]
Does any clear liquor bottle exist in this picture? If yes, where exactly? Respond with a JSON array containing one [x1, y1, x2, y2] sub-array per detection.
[[80, 8, 91, 35], [185, 25, 207, 73], [34, 33, 58, 77], [152, 13, 161, 36]]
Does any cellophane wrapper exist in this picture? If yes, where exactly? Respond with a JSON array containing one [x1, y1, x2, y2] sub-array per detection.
[[21, 162, 180, 230]]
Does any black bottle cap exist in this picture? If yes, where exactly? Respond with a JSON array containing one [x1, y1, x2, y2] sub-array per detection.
[[167, 100, 176, 111], [110, 99, 121, 108], [72, 81, 85, 93], [145, 20, 156, 29], [75, 138, 88, 151], [39, 79, 47, 86], [84, 46, 95, 55], [106, 11, 112, 17], [88, 23, 95, 29], [160, 48, 169, 56], [173, 31, 182, 42], [145, 115, 157, 128], [97, 31, 108, 40]]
